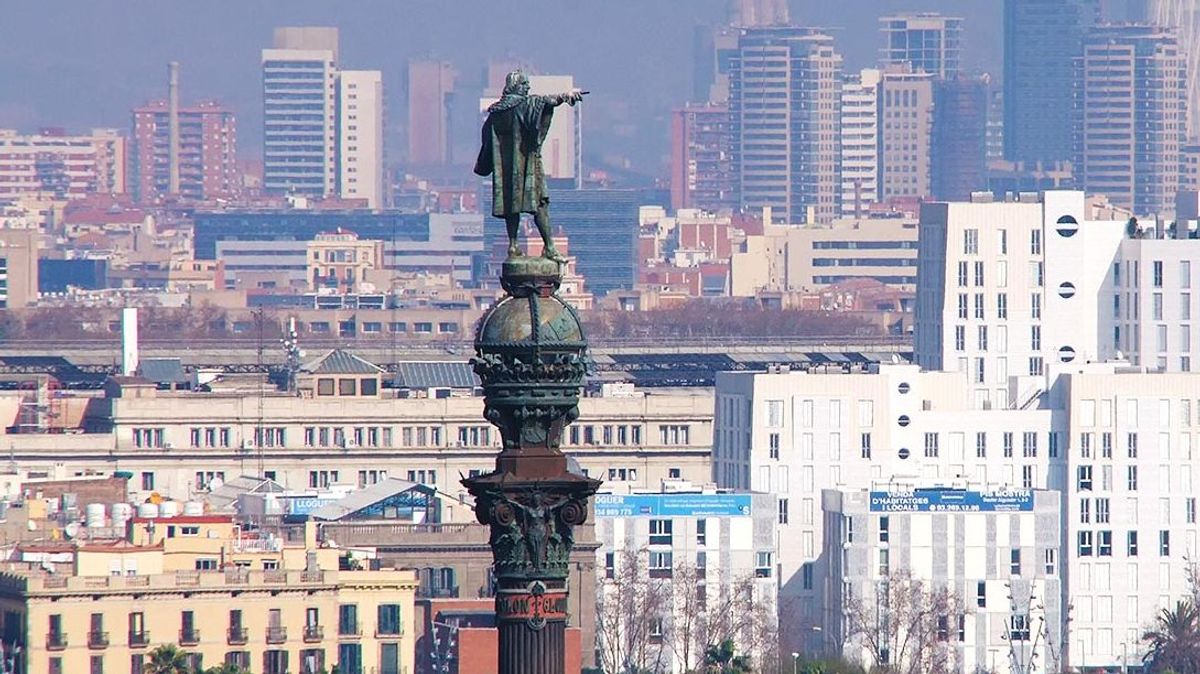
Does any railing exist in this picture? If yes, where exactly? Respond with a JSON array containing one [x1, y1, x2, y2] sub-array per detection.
[[266, 625, 287, 644], [87, 631, 109, 648], [376, 626, 404, 639], [128, 630, 150, 647], [227, 627, 248, 645], [303, 625, 324, 642], [337, 624, 362, 638], [179, 628, 200, 646], [263, 570, 288, 584], [46, 632, 67, 650], [416, 586, 459, 599]]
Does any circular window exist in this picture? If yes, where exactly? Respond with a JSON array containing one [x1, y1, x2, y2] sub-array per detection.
[[1055, 215, 1079, 238], [898, 448, 911, 460], [1058, 282, 1077, 299], [1058, 346, 1077, 363], [897, 414, 911, 427], [898, 382, 911, 394]]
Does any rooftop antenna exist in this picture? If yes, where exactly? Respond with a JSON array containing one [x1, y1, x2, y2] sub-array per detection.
[[281, 316, 301, 395]]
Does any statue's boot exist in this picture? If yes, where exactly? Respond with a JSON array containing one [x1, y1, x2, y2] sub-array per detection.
[[541, 248, 567, 263]]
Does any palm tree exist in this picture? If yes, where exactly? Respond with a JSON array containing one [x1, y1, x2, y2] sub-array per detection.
[[143, 644, 190, 674], [700, 640, 752, 674], [203, 664, 250, 674], [1142, 600, 1200, 674]]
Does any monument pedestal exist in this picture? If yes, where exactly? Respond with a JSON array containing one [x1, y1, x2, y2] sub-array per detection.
[[463, 256, 600, 674]]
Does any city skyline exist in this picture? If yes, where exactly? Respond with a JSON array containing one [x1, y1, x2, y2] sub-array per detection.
[[0, 0, 1007, 174]]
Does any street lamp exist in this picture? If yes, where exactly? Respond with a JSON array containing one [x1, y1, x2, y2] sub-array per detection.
[[791, 651, 800, 674]]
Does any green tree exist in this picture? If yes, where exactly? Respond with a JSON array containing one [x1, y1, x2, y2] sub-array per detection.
[[1142, 600, 1200, 674], [203, 664, 250, 674], [700, 640, 753, 674], [143, 644, 190, 674]]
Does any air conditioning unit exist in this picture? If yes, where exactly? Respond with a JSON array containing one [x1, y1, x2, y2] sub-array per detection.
[[163, 442, 175, 449], [241, 440, 255, 450]]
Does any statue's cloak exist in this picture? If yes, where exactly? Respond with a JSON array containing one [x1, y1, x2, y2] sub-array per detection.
[[474, 94, 556, 218]]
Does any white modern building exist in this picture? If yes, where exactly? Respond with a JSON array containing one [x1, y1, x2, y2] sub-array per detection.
[[262, 27, 385, 207], [594, 488, 778, 674], [824, 488, 1064, 674], [717, 189, 1200, 670], [337, 69, 385, 208], [840, 69, 880, 217]]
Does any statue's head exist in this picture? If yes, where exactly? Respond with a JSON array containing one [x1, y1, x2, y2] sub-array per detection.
[[503, 70, 530, 97]]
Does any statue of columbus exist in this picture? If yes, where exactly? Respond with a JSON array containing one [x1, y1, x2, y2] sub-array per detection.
[[474, 71, 583, 262]]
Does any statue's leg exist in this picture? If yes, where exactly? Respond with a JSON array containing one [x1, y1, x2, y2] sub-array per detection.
[[504, 214, 521, 258], [535, 200, 565, 262]]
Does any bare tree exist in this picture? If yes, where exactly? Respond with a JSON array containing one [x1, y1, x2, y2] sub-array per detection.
[[595, 550, 672, 674], [843, 569, 965, 674], [664, 563, 779, 674]]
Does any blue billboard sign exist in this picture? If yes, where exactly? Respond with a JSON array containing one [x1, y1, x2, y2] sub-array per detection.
[[594, 493, 752, 518], [868, 489, 1034, 513], [286, 497, 339, 515]]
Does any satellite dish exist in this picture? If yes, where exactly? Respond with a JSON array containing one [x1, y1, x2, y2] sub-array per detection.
[[64, 523, 80, 539]]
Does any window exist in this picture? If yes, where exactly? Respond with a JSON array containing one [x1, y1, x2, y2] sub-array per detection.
[[1128, 531, 1139, 556], [1080, 498, 1092, 523], [141, 472, 155, 491], [1153, 260, 1163, 287], [974, 293, 985, 319], [755, 551, 773, 578], [90, 655, 104, 674], [768, 433, 780, 459], [1010, 549, 1022, 576], [1077, 465, 1093, 491], [1098, 531, 1112, 556], [1003, 432, 1014, 458], [1127, 433, 1139, 458], [1030, 229, 1041, 255], [978, 325, 988, 351], [1096, 498, 1110, 524], [1080, 433, 1092, 458], [360, 378, 378, 396], [1022, 432, 1037, 457], [802, 563, 814, 590], [878, 549, 890, 576], [649, 519, 673, 545], [604, 552, 615, 579], [879, 516, 890, 543], [765, 400, 784, 427], [976, 581, 986, 607], [1188, 498, 1197, 524], [1078, 531, 1093, 556], [997, 293, 1008, 319], [1160, 530, 1171, 556], [1102, 432, 1113, 458], [1128, 466, 1139, 491], [1049, 432, 1060, 458], [1031, 293, 1041, 319], [649, 551, 673, 578], [317, 378, 335, 396], [958, 294, 968, 319], [955, 325, 966, 351], [1022, 465, 1035, 489], [957, 261, 968, 286], [1044, 549, 1057, 575], [696, 520, 707, 546], [1031, 325, 1041, 350], [1010, 614, 1031, 641], [976, 432, 987, 458], [974, 260, 985, 286], [377, 604, 402, 636], [924, 432, 939, 458], [964, 228, 979, 255], [338, 604, 359, 636], [861, 433, 872, 459]]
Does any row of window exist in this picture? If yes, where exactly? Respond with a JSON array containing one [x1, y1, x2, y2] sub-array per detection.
[[603, 549, 773, 579], [51, 645, 394, 674], [1077, 530, 1172, 557]]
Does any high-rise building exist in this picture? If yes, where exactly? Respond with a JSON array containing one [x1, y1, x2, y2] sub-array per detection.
[[1143, 0, 1200, 140], [547, 188, 642, 296], [130, 100, 238, 203], [839, 69, 881, 217], [1003, 0, 1100, 165], [931, 76, 989, 201], [261, 28, 384, 208], [670, 103, 735, 213], [407, 60, 456, 167], [337, 70, 385, 208], [0, 228, 38, 309], [529, 75, 581, 182], [0, 129, 125, 200], [876, 65, 933, 203], [1075, 24, 1186, 217], [878, 13, 963, 80], [730, 27, 842, 224]]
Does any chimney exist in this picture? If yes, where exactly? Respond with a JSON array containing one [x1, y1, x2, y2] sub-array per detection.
[[167, 61, 181, 195], [121, 307, 139, 376]]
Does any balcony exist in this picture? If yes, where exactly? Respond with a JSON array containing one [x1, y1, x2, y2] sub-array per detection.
[[227, 626, 248, 645], [129, 631, 150, 648], [303, 625, 324, 642], [375, 627, 404, 639], [416, 585, 460, 599], [337, 624, 362, 639], [266, 626, 287, 644], [179, 628, 201, 646], [88, 631, 109, 648], [46, 632, 67, 650]]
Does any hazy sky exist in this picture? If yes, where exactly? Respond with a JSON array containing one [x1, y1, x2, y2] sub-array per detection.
[[0, 1, 1062, 176]]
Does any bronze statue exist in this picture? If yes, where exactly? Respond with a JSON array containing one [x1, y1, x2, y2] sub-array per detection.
[[475, 70, 584, 262]]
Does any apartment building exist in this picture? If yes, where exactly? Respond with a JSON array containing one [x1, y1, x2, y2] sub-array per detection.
[[130, 100, 238, 204], [876, 65, 933, 202], [878, 13, 962, 80], [839, 70, 881, 217], [0, 516, 416, 674], [0, 129, 125, 200]]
